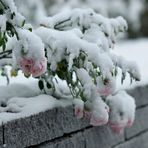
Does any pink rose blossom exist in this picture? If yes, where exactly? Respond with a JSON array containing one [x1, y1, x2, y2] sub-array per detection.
[[97, 86, 113, 96], [108, 122, 125, 134], [84, 110, 108, 126], [97, 77, 116, 97], [84, 99, 109, 126], [19, 58, 34, 76], [84, 111, 91, 119], [127, 119, 134, 127], [108, 118, 134, 134], [90, 105, 109, 126], [110, 126, 124, 134], [19, 57, 47, 77], [74, 106, 84, 119], [90, 113, 108, 126], [73, 99, 84, 119], [31, 58, 47, 77]]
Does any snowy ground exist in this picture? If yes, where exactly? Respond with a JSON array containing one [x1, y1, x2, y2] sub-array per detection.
[[0, 38, 148, 124]]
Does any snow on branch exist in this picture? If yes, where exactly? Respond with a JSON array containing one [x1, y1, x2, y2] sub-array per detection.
[[0, 0, 141, 134]]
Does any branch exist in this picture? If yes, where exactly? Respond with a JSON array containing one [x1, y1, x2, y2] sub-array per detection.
[[0, 0, 9, 10], [0, 49, 12, 55], [0, 49, 12, 59]]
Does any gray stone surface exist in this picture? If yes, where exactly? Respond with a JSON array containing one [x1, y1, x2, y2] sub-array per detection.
[[125, 105, 148, 139], [84, 126, 124, 148], [36, 126, 124, 148], [37, 131, 85, 148], [0, 85, 148, 148], [3, 105, 90, 148], [127, 85, 148, 107], [0, 126, 3, 148], [114, 131, 148, 148]]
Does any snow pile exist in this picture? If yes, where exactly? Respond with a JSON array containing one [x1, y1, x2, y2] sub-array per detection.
[[0, 81, 73, 125], [0, 0, 141, 134], [0, 95, 72, 125]]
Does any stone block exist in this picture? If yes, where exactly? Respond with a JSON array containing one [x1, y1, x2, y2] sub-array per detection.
[[84, 126, 124, 148], [37, 132, 85, 148], [0, 126, 3, 148], [114, 131, 148, 148], [3, 105, 89, 148], [127, 85, 148, 108], [125, 106, 148, 139], [37, 126, 124, 148]]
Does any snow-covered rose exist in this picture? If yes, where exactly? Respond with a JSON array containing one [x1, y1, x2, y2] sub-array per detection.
[[88, 99, 109, 126], [19, 58, 34, 76], [84, 110, 91, 119], [107, 91, 136, 134], [96, 76, 116, 97], [31, 58, 47, 77], [108, 122, 125, 134], [12, 29, 47, 77], [73, 99, 84, 119], [19, 57, 47, 77]]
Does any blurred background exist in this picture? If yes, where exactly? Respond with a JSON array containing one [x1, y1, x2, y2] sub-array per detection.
[[14, 0, 148, 38]]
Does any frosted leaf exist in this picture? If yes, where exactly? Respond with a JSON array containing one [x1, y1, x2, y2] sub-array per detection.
[[110, 53, 141, 81]]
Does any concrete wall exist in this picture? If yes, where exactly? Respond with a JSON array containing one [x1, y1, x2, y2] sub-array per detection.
[[0, 85, 148, 148]]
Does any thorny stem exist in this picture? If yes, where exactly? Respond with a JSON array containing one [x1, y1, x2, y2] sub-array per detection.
[[54, 18, 71, 29], [0, 49, 12, 56], [0, 56, 12, 60], [0, 50, 12, 59]]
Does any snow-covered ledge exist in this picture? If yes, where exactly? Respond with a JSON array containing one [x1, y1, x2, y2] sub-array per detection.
[[0, 84, 148, 148]]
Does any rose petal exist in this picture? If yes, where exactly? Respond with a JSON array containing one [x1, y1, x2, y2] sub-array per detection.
[[127, 119, 133, 127], [74, 107, 83, 119], [90, 115, 108, 126]]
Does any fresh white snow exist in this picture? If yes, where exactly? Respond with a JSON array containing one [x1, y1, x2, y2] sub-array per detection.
[[0, 94, 72, 125]]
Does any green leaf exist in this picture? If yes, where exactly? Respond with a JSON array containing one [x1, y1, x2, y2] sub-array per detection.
[[24, 73, 30, 78], [38, 80, 44, 90], [0, 8, 4, 15], [0, 33, 5, 47], [2, 43, 6, 51], [103, 78, 109, 85], [130, 76, 133, 84], [28, 27, 32, 32], [22, 20, 25, 27], [121, 72, 126, 84], [0, 37, 4, 47], [21, 46, 28, 56], [46, 82, 52, 89], [10, 12, 15, 19], [115, 67, 118, 76]]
